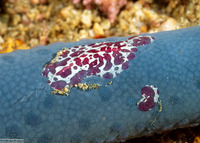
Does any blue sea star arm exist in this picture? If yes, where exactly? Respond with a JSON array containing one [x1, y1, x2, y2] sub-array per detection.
[[0, 26, 200, 143]]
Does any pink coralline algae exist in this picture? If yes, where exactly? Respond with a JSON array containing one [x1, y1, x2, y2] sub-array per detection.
[[73, 0, 127, 22], [137, 85, 160, 111], [42, 36, 154, 91]]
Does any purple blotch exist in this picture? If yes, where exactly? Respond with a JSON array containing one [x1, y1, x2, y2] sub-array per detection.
[[42, 64, 56, 76], [121, 49, 130, 52], [87, 49, 99, 53], [103, 72, 113, 79], [114, 56, 124, 65], [114, 41, 124, 47], [70, 70, 87, 85], [89, 60, 98, 67], [73, 66, 77, 70], [87, 67, 100, 76], [88, 43, 95, 46], [114, 67, 119, 71], [55, 58, 70, 67], [127, 53, 135, 61], [141, 86, 155, 98], [157, 89, 159, 94], [131, 37, 151, 46], [70, 50, 84, 57], [104, 60, 112, 71], [56, 67, 72, 78], [138, 98, 156, 111], [80, 54, 87, 57], [138, 86, 156, 111], [71, 49, 76, 52], [50, 81, 66, 90], [74, 58, 82, 66], [83, 58, 89, 65], [122, 61, 129, 70], [131, 48, 137, 52]]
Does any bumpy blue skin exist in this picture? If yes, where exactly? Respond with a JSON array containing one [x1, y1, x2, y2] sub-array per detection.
[[0, 26, 200, 143]]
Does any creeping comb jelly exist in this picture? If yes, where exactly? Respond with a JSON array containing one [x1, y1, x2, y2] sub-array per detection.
[[42, 36, 155, 94]]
